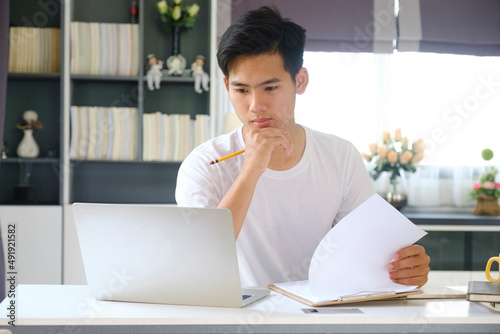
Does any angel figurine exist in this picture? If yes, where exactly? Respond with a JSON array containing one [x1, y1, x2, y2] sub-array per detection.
[[191, 55, 209, 94], [146, 54, 164, 90]]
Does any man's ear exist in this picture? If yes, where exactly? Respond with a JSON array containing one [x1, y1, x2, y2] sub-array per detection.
[[223, 76, 229, 92], [295, 67, 309, 95]]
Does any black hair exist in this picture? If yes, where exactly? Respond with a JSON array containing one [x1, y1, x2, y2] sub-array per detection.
[[217, 6, 306, 80]]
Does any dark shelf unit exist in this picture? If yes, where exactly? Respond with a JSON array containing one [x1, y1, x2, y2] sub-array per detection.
[[4, 0, 211, 206], [67, 0, 211, 204], [2, 0, 63, 205]]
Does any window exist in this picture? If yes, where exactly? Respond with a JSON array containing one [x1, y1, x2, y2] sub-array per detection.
[[296, 51, 500, 167]]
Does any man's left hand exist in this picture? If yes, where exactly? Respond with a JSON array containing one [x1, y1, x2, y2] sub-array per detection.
[[387, 245, 430, 288]]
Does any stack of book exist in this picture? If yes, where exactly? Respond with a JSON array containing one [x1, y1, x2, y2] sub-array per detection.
[[142, 112, 210, 162], [467, 281, 500, 312], [70, 106, 139, 161], [70, 22, 139, 76], [8, 27, 61, 73]]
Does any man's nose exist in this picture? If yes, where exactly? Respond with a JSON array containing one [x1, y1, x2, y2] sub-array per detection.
[[249, 91, 267, 113]]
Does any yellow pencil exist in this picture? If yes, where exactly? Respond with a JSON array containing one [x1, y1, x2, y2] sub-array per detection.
[[209, 149, 245, 165]]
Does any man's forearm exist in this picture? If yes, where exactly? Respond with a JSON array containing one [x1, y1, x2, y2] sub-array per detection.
[[217, 167, 261, 239]]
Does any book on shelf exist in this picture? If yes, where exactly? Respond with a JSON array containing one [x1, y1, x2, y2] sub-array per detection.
[[142, 113, 210, 162], [70, 106, 139, 161], [110, 107, 123, 160], [70, 22, 139, 76], [86, 107, 99, 160], [193, 114, 210, 149], [467, 281, 500, 303], [8, 27, 61, 73]]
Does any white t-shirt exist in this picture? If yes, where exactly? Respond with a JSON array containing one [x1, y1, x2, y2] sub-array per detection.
[[176, 125, 374, 286]]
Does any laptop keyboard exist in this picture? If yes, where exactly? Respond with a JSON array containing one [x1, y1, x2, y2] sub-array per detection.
[[242, 294, 253, 300]]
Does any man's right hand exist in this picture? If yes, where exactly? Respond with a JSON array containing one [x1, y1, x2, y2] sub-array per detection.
[[242, 127, 293, 176]]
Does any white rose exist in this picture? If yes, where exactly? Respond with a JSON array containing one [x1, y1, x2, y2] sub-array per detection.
[[157, 0, 168, 14], [188, 3, 200, 17], [172, 5, 182, 20]]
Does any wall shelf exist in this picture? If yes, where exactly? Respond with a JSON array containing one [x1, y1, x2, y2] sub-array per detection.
[[71, 74, 140, 82], [7, 73, 61, 80], [161, 75, 196, 83], [1, 158, 60, 164]]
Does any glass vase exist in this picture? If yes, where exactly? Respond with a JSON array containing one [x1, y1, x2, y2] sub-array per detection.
[[166, 25, 186, 76], [376, 168, 408, 210], [171, 25, 181, 55]]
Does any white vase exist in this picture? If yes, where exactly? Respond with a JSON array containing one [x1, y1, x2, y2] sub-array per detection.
[[17, 129, 40, 158]]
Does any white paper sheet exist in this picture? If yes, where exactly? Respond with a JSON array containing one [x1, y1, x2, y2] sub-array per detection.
[[305, 194, 427, 300]]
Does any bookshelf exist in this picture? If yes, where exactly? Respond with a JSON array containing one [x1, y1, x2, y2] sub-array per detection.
[[2, 0, 63, 206], [3, 0, 212, 205], [66, 0, 211, 204]]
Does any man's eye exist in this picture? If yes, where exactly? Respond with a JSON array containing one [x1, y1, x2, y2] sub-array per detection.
[[234, 89, 247, 93], [265, 86, 278, 91]]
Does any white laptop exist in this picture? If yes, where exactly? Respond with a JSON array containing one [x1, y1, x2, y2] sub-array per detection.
[[72, 203, 269, 308]]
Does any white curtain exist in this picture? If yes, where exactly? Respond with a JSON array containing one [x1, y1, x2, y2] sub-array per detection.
[[211, 0, 235, 137], [407, 166, 480, 209], [371, 165, 481, 210]]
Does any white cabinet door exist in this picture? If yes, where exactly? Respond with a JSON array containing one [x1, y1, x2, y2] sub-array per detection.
[[63, 204, 87, 284], [0, 206, 62, 291]]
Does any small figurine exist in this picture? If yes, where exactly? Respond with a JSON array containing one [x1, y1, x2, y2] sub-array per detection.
[[166, 54, 186, 76], [16, 110, 43, 158], [146, 54, 164, 91], [1, 141, 9, 159], [191, 55, 209, 94]]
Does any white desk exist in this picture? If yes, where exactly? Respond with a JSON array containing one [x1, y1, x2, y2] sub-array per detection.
[[0, 272, 499, 334]]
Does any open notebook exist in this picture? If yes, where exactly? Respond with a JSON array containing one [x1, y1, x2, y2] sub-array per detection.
[[269, 194, 427, 306]]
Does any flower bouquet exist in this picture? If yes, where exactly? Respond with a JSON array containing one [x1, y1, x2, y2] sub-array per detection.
[[470, 149, 500, 215], [362, 129, 425, 209], [157, 0, 200, 32], [156, 0, 200, 75]]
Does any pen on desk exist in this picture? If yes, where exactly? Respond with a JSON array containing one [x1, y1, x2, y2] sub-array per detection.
[[209, 149, 245, 165]]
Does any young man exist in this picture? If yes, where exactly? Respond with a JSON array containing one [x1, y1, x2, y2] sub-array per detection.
[[176, 6, 430, 288]]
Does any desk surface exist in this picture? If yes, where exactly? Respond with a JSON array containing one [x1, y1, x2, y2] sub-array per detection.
[[0, 273, 499, 334]]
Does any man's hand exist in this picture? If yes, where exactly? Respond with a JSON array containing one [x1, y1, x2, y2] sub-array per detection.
[[242, 127, 293, 175], [387, 245, 430, 288]]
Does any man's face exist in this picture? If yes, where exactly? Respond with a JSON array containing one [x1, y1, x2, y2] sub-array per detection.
[[224, 52, 307, 133]]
